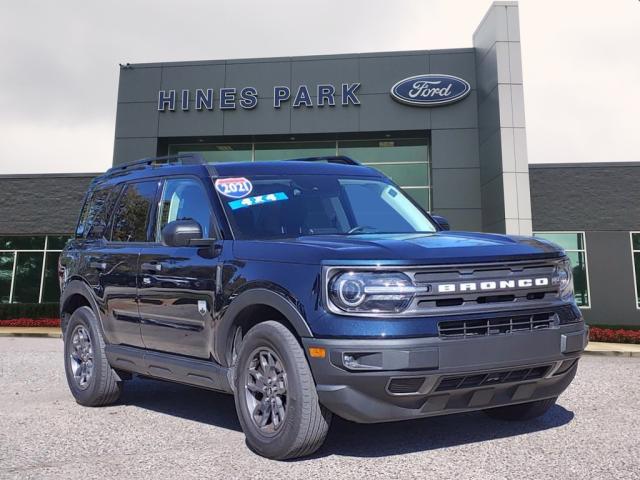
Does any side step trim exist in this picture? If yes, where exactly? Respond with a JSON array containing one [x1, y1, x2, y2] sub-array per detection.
[[105, 344, 233, 394]]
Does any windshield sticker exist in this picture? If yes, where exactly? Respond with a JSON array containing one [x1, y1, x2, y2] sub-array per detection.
[[215, 177, 253, 199], [228, 192, 289, 210]]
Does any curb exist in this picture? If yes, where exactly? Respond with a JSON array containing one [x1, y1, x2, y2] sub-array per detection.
[[583, 349, 640, 358], [0, 332, 62, 338]]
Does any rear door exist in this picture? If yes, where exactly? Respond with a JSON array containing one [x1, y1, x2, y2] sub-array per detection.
[[99, 180, 160, 347], [138, 176, 221, 358]]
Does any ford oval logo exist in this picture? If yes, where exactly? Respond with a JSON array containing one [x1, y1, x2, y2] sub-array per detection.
[[390, 74, 471, 107]]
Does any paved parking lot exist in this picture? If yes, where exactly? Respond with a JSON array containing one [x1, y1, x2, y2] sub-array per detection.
[[1, 337, 638, 479]]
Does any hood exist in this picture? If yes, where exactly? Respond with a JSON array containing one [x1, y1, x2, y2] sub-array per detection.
[[232, 231, 563, 265]]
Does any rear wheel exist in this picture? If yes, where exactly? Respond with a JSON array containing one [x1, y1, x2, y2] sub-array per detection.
[[63, 306, 122, 406], [234, 321, 332, 460], [483, 397, 557, 421]]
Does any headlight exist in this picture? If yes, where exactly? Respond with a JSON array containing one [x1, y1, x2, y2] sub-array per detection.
[[552, 258, 574, 301], [327, 271, 422, 313]]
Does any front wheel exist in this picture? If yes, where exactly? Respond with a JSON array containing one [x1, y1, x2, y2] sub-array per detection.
[[63, 306, 122, 407], [483, 397, 557, 421], [234, 321, 332, 460]]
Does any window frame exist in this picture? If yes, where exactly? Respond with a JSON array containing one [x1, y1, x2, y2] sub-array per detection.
[[630, 232, 640, 310], [0, 234, 71, 303], [154, 175, 218, 243], [534, 230, 591, 309]]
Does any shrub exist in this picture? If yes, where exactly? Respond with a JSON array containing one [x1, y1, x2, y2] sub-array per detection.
[[589, 327, 640, 344], [0, 303, 59, 320]]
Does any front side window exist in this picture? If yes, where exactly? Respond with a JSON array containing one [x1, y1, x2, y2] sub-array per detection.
[[217, 175, 436, 240], [533, 232, 590, 307], [631, 233, 640, 308], [110, 181, 158, 242], [156, 178, 213, 240]]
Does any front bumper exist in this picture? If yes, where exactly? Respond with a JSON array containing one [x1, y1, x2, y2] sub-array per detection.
[[302, 322, 588, 423]]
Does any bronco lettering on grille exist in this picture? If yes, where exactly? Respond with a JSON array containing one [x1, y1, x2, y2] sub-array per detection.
[[436, 277, 550, 294]]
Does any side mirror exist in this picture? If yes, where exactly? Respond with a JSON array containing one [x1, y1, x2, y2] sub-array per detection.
[[432, 215, 450, 231], [161, 219, 203, 247]]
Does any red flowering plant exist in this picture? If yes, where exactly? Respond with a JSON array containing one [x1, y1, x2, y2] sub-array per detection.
[[589, 327, 640, 344]]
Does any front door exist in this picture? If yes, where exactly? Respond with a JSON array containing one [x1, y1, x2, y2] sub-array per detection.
[[138, 177, 220, 359]]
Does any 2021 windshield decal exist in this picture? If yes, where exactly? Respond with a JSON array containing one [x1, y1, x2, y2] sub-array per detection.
[[215, 177, 253, 198]]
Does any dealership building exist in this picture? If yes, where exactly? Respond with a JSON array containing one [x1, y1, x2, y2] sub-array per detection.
[[0, 1, 638, 327]]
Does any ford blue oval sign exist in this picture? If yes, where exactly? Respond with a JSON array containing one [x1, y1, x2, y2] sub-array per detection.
[[390, 74, 471, 107]]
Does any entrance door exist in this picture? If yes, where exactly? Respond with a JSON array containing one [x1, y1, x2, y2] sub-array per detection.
[[138, 177, 220, 359]]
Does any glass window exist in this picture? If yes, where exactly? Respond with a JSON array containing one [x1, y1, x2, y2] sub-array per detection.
[[41, 252, 61, 303], [632, 233, 640, 308], [0, 236, 45, 250], [218, 174, 436, 240], [169, 144, 252, 163], [110, 181, 158, 243], [156, 178, 213, 240], [12, 252, 44, 303], [83, 185, 121, 240], [533, 232, 590, 307], [0, 234, 73, 304], [254, 142, 336, 161], [338, 138, 428, 164], [0, 253, 14, 303]]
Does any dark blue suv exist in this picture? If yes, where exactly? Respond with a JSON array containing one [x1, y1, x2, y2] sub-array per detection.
[[59, 154, 588, 459]]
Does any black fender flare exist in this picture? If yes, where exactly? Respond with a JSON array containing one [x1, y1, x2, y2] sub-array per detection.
[[59, 279, 103, 333], [214, 288, 313, 366]]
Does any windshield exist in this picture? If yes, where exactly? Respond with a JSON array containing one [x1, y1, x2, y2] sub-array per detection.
[[215, 174, 437, 240]]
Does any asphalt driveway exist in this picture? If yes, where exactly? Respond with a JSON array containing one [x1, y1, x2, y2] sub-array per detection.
[[0, 337, 638, 479]]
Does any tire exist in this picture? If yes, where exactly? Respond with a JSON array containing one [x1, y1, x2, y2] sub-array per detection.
[[63, 306, 122, 407], [234, 321, 332, 460], [483, 396, 557, 421]]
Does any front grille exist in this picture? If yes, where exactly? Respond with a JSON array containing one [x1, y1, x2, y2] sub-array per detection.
[[435, 365, 550, 392], [438, 312, 554, 338]]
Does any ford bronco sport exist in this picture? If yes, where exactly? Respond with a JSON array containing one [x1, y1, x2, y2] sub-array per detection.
[[60, 154, 588, 459]]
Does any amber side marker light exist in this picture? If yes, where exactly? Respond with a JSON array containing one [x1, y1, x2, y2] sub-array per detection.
[[308, 347, 326, 359]]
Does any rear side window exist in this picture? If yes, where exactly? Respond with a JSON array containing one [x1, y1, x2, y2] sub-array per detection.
[[110, 181, 158, 242], [76, 184, 121, 240]]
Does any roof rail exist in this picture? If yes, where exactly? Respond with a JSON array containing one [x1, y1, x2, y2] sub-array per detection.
[[104, 153, 207, 176], [285, 155, 360, 166]]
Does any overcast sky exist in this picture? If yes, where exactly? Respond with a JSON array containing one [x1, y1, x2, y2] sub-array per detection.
[[0, 0, 638, 174]]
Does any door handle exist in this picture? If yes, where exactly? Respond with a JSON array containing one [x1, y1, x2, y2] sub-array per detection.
[[89, 261, 107, 271], [141, 262, 162, 272]]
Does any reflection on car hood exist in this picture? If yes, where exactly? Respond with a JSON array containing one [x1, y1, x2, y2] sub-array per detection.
[[232, 231, 563, 265]]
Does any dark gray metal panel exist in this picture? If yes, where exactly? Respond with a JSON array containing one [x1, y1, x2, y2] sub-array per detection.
[[431, 91, 478, 130], [431, 208, 483, 232], [160, 64, 226, 91], [430, 51, 477, 89], [431, 129, 480, 169], [358, 54, 429, 94], [158, 107, 223, 137], [431, 168, 481, 209], [580, 231, 640, 327], [0, 175, 95, 234], [225, 61, 290, 98], [291, 57, 359, 91], [357, 93, 430, 131], [223, 105, 290, 135], [290, 101, 359, 134], [117, 66, 162, 103], [530, 164, 640, 231], [114, 102, 158, 138], [113, 138, 158, 165]]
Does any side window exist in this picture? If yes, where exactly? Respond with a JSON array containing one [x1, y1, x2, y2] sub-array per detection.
[[156, 178, 213, 240], [77, 185, 120, 240], [110, 181, 158, 242]]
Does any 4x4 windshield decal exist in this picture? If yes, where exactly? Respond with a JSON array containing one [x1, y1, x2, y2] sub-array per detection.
[[228, 192, 288, 210]]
